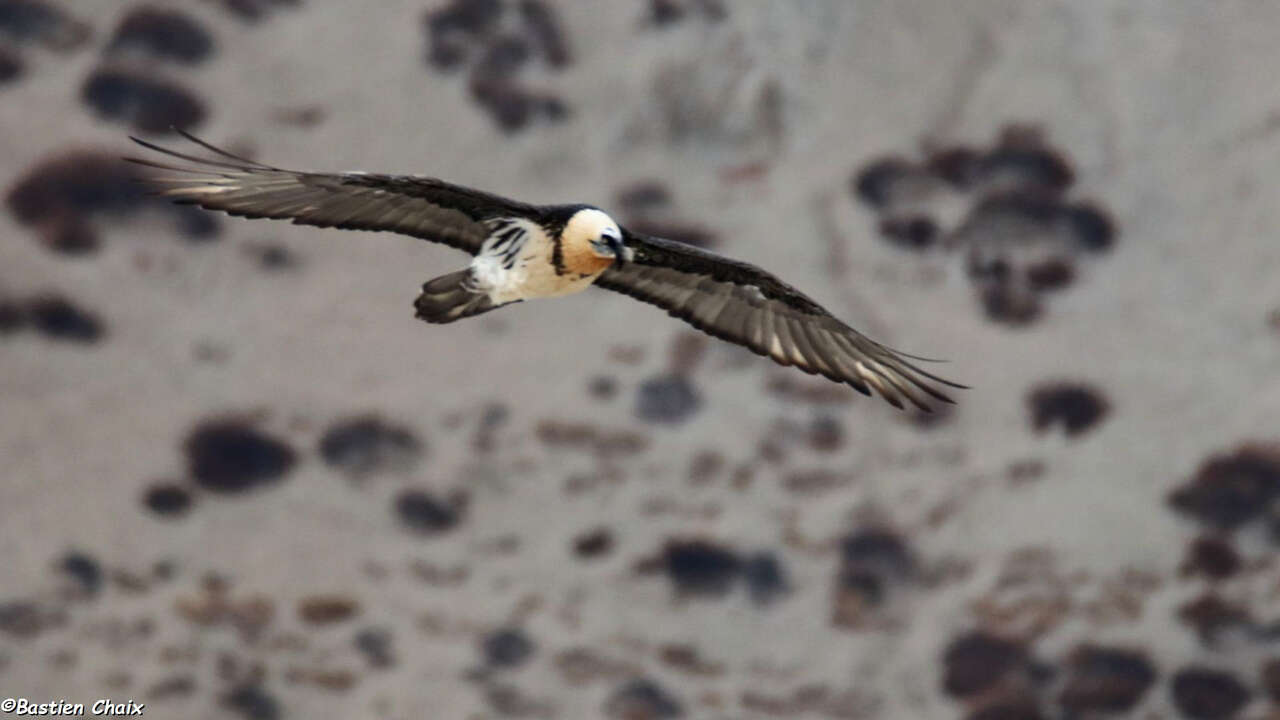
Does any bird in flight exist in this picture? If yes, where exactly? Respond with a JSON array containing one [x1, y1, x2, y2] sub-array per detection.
[[128, 132, 963, 411]]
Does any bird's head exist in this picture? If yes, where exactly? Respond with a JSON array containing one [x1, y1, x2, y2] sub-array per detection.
[[567, 207, 634, 265]]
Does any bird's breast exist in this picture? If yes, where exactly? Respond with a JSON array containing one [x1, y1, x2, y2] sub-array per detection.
[[559, 240, 615, 276], [473, 220, 603, 304]]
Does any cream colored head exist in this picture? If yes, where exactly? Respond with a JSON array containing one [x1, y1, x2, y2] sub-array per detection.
[[564, 207, 633, 263]]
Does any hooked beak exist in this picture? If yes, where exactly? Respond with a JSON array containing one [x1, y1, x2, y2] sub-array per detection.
[[607, 235, 633, 265]]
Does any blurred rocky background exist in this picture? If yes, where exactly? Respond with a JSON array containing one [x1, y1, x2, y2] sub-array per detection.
[[2, 1, 1279, 718]]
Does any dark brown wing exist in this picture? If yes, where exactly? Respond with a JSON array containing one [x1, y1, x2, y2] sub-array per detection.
[[596, 231, 965, 411], [126, 132, 539, 254]]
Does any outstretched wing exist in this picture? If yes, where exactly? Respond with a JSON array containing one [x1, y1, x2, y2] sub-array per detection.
[[595, 231, 965, 411], [126, 132, 538, 255]]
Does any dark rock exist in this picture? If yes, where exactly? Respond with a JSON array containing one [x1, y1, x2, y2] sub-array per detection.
[[8, 152, 140, 225], [0, 298, 25, 333], [968, 251, 1013, 283], [244, 241, 296, 270], [535, 420, 649, 456], [1177, 593, 1252, 646], [832, 527, 917, 622], [1170, 667, 1250, 720], [6, 150, 221, 252], [573, 528, 614, 559], [927, 146, 983, 188], [878, 214, 939, 251], [354, 627, 394, 668], [605, 678, 683, 719], [1027, 382, 1109, 437], [861, 126, 1116, 328], [81, 68, 206, 134], [966, 699, 1046, 720], [318, 415, 422, 478], [394, 489, 465, 534], [803, 412, 844, 450], [143, 482, 193, 517], [215, 0, 300, 23], [107, 7, 214, 65], [422, 0, 496, 70], [0, 0, 90, 51], [184, 420, 296, 494], [483, 683, 553, 716], [0, 599, 64, 639], [38, 218, 99, 253], [519, 0, 570, 67], [660, 539, 740, 598], [1169, 445, 1280, 530], [468, 74, 545, 132], [647, 0, 685, 26], [742, 552, 788, 607], [0, 45, 22, 84], [841, 529, 915, 581], [977, 146, 1074, 196], [58, 552, 102, 595], [25, 295, 103, 343], [221, 684, 280, 720], [482, 628, 535, 669], [1025, 257, 1075, 292], [635, 374, 702, 424], [852, 157, 932, 209], [427, 0, 502, 36], [147, 675, 196, 699], [269, 105, 325, 128], [474, 34, 530, 78], [962, 192, 1062, 240], [980, 280, 1042, 326], [588, 375, 618, 400], [976, 126, 1074, 194], [1261, 658, 1280, 702], [1180, 535, 1242, 580], [1057, 645, 1157, 714], [943, 631, 1025, 698], [297, 595, 359, 625], [1062, 203, 1115, 252], [658, 644, 721, 677], [423, 13, 474, 71], [645, 0, 725, 27], [687, 450, 723, 485]]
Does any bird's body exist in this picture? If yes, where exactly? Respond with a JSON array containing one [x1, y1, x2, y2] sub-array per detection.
[[128, 133, 964, 411], [474, 209, 619, 305]]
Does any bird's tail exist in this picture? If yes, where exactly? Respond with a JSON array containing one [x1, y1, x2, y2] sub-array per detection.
[[414, 270, 502, 324]]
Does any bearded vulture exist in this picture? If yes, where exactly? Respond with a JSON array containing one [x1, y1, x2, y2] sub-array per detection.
[[128, 132, 964, 411]]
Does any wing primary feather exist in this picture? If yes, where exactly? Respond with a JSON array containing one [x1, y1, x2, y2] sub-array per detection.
[[128, 136, 261, 173], [761, 310, 791, 365], [688, 291, 733, 328], [872, 341, 951, 363], [815, 329, 873, 396], [174, 129, 280, 170], [827, 332, 906, 407], [797, 322, 848, 381], [870, 365, 933, 412], [877, 351, 969, 390], [777, 315, 811, 369], [832, 333, 952, 407], [785, 317, 831, 376]]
